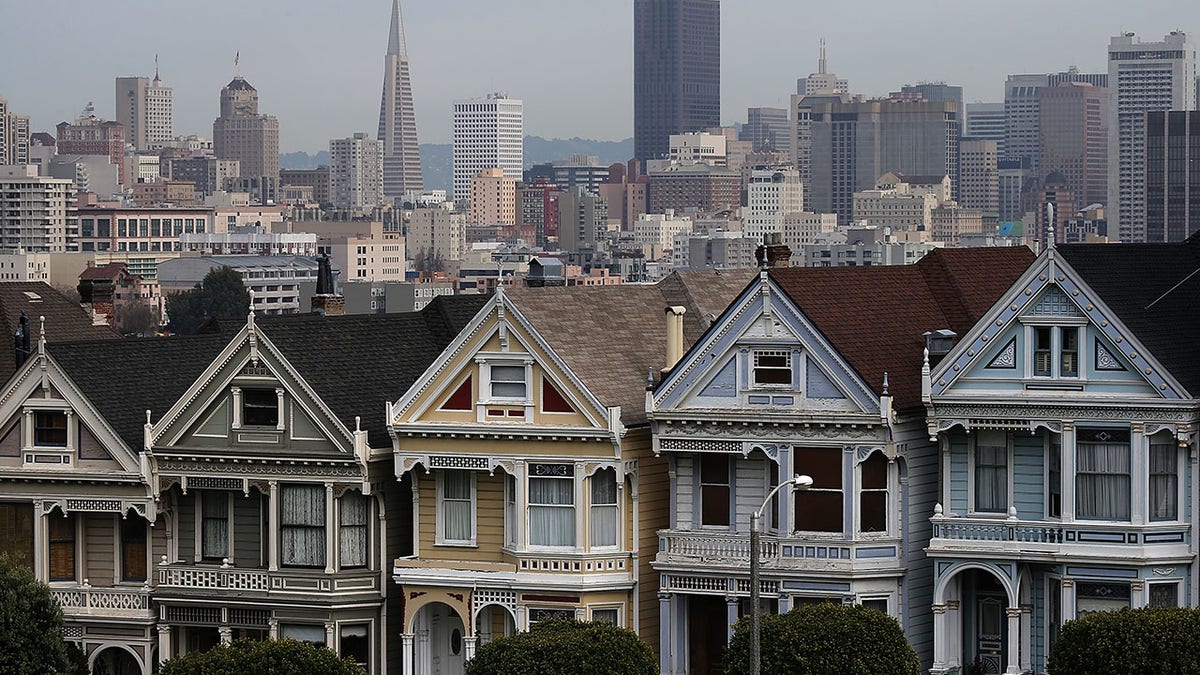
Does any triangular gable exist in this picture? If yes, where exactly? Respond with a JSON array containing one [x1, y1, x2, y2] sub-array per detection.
[[391, 291, 611, 431], [151, 316, 355, 455], [932, 250, 1187, 400], [655, 273, 879, 414], [0, 351, 142, 475]]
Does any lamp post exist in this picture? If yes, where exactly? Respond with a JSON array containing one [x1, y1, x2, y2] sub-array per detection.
[[750, 474, 812, 675]]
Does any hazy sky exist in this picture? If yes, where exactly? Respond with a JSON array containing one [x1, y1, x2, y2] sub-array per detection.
[[1, 1, 1198, 152]]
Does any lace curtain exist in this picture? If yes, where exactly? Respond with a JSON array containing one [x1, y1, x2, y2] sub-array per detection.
[[530, 477, 574, 547], [281, 484, 325, 566], [339, 492, 368, 567], [590, 470, 618, 548], [1076, 442, 1130, 520]]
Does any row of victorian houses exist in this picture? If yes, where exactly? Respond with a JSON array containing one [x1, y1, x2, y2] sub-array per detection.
[[0, 234, 1196, 675]]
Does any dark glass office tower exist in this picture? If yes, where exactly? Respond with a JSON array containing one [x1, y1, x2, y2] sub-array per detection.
[[1146, 111, 1200, 242], [634, 0, 721, 162]]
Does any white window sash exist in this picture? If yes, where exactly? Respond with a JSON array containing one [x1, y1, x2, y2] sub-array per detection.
[[437, 470, 476, 545]]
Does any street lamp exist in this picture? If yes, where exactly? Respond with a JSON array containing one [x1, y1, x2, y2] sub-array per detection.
[[750, 473, 813, 675]]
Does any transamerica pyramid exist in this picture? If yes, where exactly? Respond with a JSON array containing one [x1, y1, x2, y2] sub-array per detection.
[[378, 0, 423, 199]]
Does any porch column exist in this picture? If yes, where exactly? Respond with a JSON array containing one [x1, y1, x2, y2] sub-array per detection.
[[267, 481, 280, 572], [1061, 578, 1076, 619], [464, 636, 477, 661], [725, 595, 739, 644], [324, 483, 336, 575], [218, 626, 232, 644], [401, 633, 415, 675], [946, 600, 961, 671], [31, 502, 46, 582], [1004, 607, 1021, 675], [1060, 423, 1076, 521], [658, 592, 673, 675], [1020, 604, 1033, 673], [930, 604, 949, 674], [157, 625, 172, 665], [1131, 580, 1146, 607], [268, 618, 279, 640], [325, 621, 335, 649]]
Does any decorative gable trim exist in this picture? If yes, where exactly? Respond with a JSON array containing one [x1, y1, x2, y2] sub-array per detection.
[[1094, 339, 1127, 372], [653, 277, 879, 414], [931, 251, 1188, 400], [985, 338, 1017, 370]]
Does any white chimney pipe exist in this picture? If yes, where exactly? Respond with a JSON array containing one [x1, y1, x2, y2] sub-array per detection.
[[664, 306, 687, 372]]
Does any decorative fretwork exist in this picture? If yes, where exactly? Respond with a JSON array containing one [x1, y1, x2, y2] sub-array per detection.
[[528, 608, 575, 623], [1030, 286, 1083, 317], [187, 477, 242, 490], [61, 625, 83, 639], [63, 499, 122, 512], [53, 588, 149, 612], [659, 439, 741, 453], [1094, 339, 1127, 371], [241, 364, 272, 377], [986, 338, 1017, 369], [429, 456, 489, 470], [228, 608, 270, 626], [664, 575, 728, 592], [164, 605, 222, 624], [529, 463, 573, 477], [156, 458, 361, 478], [473, 589, 518, 618]]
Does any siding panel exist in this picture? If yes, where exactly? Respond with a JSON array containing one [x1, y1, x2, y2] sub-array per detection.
[[1013, 435, 1045, 520], [949, 436, 968, 514], [84, 513, 116, 586], [233, 493, 263, 567]]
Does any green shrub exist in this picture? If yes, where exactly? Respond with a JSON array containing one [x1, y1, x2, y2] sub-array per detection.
[[724, 603, 920, 675], [0, 554, 72, 674], [160, 638, 364, 675], [1046, 606, 1200, 674], [465, 619, 657, 675]]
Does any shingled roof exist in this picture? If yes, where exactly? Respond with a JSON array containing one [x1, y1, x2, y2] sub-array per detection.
[[0, 282, 119, 385], [48, 295, 490, 452], [507, 269, 755, 427], [1057, 235, 1200, 396], [769, 246, 1035, 410]]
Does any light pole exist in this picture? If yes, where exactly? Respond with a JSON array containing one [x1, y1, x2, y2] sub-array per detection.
[[750, 474, 812, 675]]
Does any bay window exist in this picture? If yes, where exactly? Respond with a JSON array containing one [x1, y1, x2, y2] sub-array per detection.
[[1076, 581, 1130, 616], [589, 469, 618, 548], [1076, 429, 1131, 520], [1048, 440, 1062, 518], [339, 492, 368, 567], [529, 464, 574, 547], [438, 470, 474, 545], [0, 503, 33, 568], [1149, 438, 1178, 521], [794, 448, 843, 533], [281, 484, 325, 567], [698, 455, 730, 527], [200, 492, 229, 560], [121, 517, 147, 582], [49, 513, 76, 581], [974, 431, 1008, 514], [859, 453, 888, 533]]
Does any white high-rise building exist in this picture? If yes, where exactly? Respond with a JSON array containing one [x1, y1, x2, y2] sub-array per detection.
[[744, 166, 804, 241], [329, 133, 384, 212], [796, 41, 848, 96], [452, 94, 523, 204], [1108, 31, 1196, 242], [0, 166, 77, 252], [116, 68, 173, 151]]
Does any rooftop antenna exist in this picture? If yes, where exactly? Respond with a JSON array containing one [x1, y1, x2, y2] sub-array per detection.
[[819, 38, 827, 74], [234, 50, 240, 77], [154, 54, 160, 83]]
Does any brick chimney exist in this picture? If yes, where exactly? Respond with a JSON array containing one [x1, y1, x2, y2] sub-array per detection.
[[310, 254, 345, 316], [755, 232, 792, 268]]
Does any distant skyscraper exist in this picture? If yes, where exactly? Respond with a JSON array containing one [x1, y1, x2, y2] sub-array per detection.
[[212, 76, 280, 204], [329, 133, 384, 212], [0, 92, 31, 166], [377, 0, 423, 200], [452, 94, 523, 204], [965, 103, 1006, 156], [1146, 111, 1200, 242], [633, 0, 721, 162], [958, 139, 999, 217], [741, 107, 790, 151], [116, 67, 173, 151], [1039, 82, 1107, 209], [1003, 68, 1106, 174], [1108, 32, 1196, 242], [797, 41, 848, 96]]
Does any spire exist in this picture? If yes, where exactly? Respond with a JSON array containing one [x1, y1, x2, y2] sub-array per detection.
[[819, 39, 827, 74], [387, 0, 408, 57], [154, 54, 160, 84]]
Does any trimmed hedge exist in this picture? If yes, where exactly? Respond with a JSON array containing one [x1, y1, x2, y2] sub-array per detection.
[[1046, 606, 1200, 674], [465, 619, 657, 675], [160, 638, 364, 675], [725, 603, 920, 675]]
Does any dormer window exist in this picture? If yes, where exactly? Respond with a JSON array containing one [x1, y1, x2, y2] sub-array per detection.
[[489, 365, 528, 400], [34, 412, 68, 447], [752, 350, 792, 386], [242, 389, 279, 427], [1030, 325, 1080, 378]]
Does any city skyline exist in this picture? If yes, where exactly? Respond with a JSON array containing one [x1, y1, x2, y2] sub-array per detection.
[[1, 1, 1199, 152]]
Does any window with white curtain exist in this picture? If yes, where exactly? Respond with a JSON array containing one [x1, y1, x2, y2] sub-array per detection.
[[339, 492, 368, 568], [1150, 438, 1178, 522], [281, 484, 325, 567], [1076, 429, 1131, 520], [974, 431, 1008, 513], [201, 492, 229, 560], [589, 469, 618, 548], [439, 470, 474, 544], [529, 464, 575, 547], [504, 473, 517, 547]]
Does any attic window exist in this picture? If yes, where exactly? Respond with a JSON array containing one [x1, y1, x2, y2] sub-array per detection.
[[22, 291, 41, 303], [752, 351, 792, 385], [489, 365, 528, 400], [34, 411, 68, 447], [242, 389, 279, 427]]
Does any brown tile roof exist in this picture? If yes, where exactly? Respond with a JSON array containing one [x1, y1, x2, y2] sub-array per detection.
[[0, 282, 120, 385], [78, 263, 128, 281], [507, 269, 755, 427], [770, 247, 1035, 411]]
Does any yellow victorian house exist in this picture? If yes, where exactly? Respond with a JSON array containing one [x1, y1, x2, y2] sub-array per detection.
[[388, 272, 751, 675]]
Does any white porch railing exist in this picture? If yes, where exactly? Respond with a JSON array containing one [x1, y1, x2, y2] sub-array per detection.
[[656, 530, 900, 571], [929, 506, 1191, 555], [52, 585, 151, 617], [156, 562, 380, 596]]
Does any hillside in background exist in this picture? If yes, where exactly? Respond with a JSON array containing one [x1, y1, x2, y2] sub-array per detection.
[[279, 137, 634, 194]]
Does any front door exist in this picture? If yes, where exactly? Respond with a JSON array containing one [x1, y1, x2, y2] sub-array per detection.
[[975, 594, 1005, 674]]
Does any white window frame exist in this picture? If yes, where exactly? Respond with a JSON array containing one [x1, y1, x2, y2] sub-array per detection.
[[749, 349, 793, 388], [588, 468, 620, 551], [858, 594, 894, 616], [588, 604, 624, 627], [435, 470, 477, 547], [966, 430, 1014, 517], [336, 620, 371, 671], [22, 403, 76, 468], [1146, 580, 1183, 608], [1045, 435, 1063, 520], [1075, 427, 1132, 522], [1147, 432, 1182, 524], [1021, 319, 1087, 380], [527, 465, 578, 551], [195, 491, 233, 563], [855, 452, 892, 537], [477, 356, 533, 405]]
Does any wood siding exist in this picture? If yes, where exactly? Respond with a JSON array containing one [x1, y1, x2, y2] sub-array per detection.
[[1013, 434, 1045, 520], [176, 491, 195, 562], [628, 429, 667, 657], [416, 470, 506, 563], [83, 513, 115, 585], [233, 493, 263, 566], [898, 419, 938, 672]]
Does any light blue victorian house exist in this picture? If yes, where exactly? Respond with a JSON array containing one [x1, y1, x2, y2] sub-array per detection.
[[648, 246, 1034, 674], [923, 236, 1200, 675]]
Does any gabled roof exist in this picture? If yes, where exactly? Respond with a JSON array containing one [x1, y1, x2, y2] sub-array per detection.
[[48, 295, 489, 451], [506, 269, 755, 426], [768, 247, 1035, 410], [1057, 236, 1200, 395], [0, 282, 119, 385]]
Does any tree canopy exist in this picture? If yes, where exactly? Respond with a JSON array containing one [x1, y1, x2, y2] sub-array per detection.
[[1047, 606, 1200, 674], [0, 555, 72, 674], [160, 638, 364, 675], [466, 619, 657, 675], [725, 603, 920, 675], [166, 265, 251, 334]]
